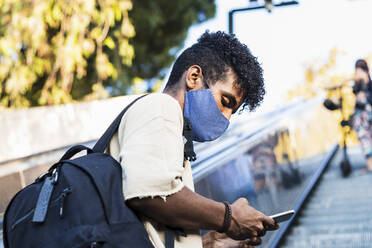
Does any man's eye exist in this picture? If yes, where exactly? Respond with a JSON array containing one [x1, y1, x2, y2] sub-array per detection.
[[221, 96, 230, 107]]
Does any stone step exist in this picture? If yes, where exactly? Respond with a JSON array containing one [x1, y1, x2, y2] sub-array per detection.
[[302, 204, 372, 216], [311, 187, 372, 198], [312, 180, 372, 190], [283, 232, 372, 247], [281, 242, 372, 248], [309, 194, 372, 204], [312, 174, 372, 185], [279, 153, 372, 248], [289, 222, 372, 236], [305, 198, 372, 209], [297, 212, 372, 225]]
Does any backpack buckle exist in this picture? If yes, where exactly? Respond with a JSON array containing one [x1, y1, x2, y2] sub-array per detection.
[[51, 168, 59, 184]]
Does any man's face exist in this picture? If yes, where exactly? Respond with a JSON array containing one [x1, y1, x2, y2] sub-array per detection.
[[208, 68, 244, 120], [184, 65, 244, 120]]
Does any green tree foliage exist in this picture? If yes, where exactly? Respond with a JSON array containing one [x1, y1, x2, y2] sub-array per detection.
[[0, 0, 216, 109], [0, 0, 135, 108], [122, 0, 216, 93]]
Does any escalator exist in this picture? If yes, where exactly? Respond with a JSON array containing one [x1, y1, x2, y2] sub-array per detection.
[[278, 146, 372, 248]]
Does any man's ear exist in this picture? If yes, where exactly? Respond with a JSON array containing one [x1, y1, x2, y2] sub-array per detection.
[[185, 65, 204, 90]]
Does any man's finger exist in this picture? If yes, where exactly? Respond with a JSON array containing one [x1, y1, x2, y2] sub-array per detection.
[[264, 221, 280, 231], [246, 237, 262, 246], [253, 223, 264, 233], [257, 228, 266, 237], [263, 216, 278, 230], [239, 242, 254, 248]]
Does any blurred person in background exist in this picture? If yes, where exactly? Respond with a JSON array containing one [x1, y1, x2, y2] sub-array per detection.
[[323, 59, 372, 175], [351, 59, 372, 173]]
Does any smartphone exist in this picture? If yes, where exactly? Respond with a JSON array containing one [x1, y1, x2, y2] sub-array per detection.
[[269, 210, 295, 223]]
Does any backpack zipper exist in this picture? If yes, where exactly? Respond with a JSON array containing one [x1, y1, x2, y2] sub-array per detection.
[[58, 188, 71, 218], [11, 187, 72, 230]]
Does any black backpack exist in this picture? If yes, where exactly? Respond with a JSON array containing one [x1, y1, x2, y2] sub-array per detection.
[[2, 95, 156, 248]]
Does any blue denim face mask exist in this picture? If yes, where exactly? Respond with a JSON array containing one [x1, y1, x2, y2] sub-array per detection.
[[184, 89, 230, 142]]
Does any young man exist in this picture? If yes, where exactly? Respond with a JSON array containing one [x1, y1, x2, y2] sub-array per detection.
[[107, 31, 278, 248]]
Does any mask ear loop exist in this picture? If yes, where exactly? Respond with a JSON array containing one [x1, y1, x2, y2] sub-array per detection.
[[202, 77, 209, 89]]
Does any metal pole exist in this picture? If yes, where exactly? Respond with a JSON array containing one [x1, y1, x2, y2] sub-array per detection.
[[228, 11, 234, 34], [228, 1, 299, 34]]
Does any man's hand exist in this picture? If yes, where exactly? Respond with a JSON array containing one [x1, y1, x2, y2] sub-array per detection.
[[128, 187, 278, 243], [203, 231, 262, 248], [226, 198, 279, 240]]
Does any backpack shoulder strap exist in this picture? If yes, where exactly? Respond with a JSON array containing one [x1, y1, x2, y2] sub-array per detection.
[[183, 117, 196, 162], [92, 94, 148, 153]]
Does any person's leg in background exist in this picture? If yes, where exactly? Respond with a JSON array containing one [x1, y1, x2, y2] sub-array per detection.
[[353, 111, 372, 172]]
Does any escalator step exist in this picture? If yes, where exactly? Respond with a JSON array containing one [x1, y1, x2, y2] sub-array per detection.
[[296, 214, 372, 225], [290, 223, 372, 236], [305, 199, 372, 209], [302, 204, 372, 216], [279, 150, 372, 248], [282, 232, 372, 247]]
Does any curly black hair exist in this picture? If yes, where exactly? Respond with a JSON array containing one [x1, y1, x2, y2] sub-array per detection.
[[165, 31, 265, 111]]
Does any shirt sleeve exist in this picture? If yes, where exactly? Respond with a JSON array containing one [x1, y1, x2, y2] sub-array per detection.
[[117, 94, 185, 200]]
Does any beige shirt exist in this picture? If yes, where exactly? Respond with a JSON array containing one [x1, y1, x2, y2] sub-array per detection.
[[107, 93, 203, 248]]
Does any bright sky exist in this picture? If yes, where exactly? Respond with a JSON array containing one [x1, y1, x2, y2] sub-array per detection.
[[179, 0, 372, 111]]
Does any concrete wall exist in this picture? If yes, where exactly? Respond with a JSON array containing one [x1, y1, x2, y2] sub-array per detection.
[[0, 95, 140, 163], [0, 95, 139, 215]]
